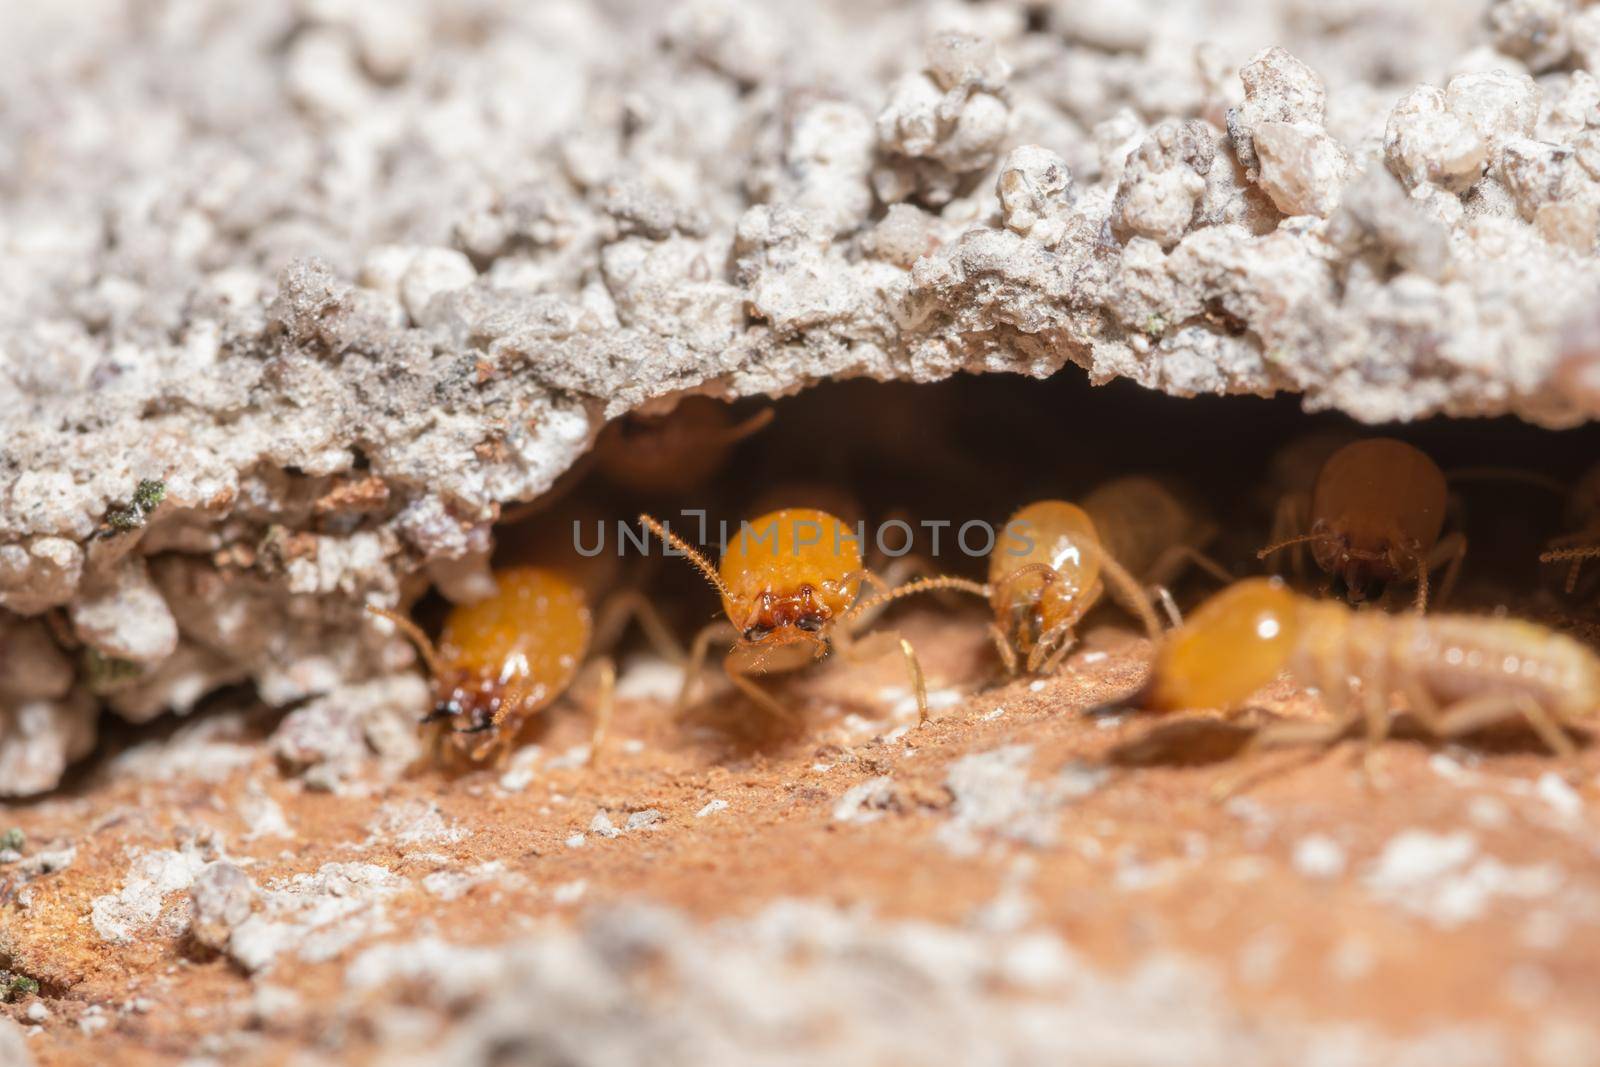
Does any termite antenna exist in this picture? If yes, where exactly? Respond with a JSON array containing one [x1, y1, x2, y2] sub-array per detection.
[[986, 562, 1059, 603], [713, 407, 775, 446], [638, 513, 733, 601], [1540, 544, 1600, 594], [365, 604, 447, 679], [1446, 466, 1567, 495], [844, 575, 989, 624], [1257, 533, 1323, 560]]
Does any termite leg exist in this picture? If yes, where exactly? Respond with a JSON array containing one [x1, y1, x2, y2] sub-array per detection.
[[1357, 642, 1393, 788], [1541, 542, 1600, 595], [1428, 692, 1578, 761], [1402, 679, 1444, 734], [1028, 616, 1082, 674], [464, 686, 522, 762], [987, 622, 1019, 676], [1414, 532, 1468, 612], [717, 406, 775, 445], [723, 657, 797, 725], [677, 621, 739, 713], [1151, 585, 1183, 629], [1036, 628, 1080, 675], [1210, 710, 1363, 800], [1212, 633, 1364, 798], [1096, 551, 1164, 645], [1024, 576, 1094, 674], [585, 655, 617, 765], [592, 590, 685, 663]]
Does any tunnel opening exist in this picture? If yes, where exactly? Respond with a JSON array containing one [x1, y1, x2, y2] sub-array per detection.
[[508, 372, 1600, 621], [53, 370, 1600, 788]]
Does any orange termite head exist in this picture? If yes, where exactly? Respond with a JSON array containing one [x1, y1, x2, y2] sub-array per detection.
[[718, 508, 863, 650], [1141, 578, 1301, 713], [988, 501, 1102, 653], [1260, 438, 1447, 601], [374, 566, 591, 750]]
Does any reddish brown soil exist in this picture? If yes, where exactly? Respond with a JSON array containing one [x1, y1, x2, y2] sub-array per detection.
[[4, 610, 1599, 1065]]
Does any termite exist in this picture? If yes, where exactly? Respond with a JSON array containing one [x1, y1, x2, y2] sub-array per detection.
[[639, 509, 985, 724], [1257, 430, 1357, 581], [1140, 577, 1593, 770], [367, 564, 676, 767], [595, 397, 773, 497], [1257, 437, 1466, 611], [986, 477, 1230, 675], [1539, 462, 1600, 594]]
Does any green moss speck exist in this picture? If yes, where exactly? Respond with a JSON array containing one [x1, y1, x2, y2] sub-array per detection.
[[104, 478, 167, 532], [84, 650, 143, 693], [0, 973, 39, 1002]]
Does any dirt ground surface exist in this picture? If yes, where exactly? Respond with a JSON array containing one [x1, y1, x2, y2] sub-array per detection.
[[4, 604, 1599, 1066]]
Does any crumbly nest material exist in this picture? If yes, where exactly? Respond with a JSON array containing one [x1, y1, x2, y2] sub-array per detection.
[[6, 1, 1600, 1064]]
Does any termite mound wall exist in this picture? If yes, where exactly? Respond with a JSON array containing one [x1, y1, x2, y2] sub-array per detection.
[[5, 0, 1600, 794]]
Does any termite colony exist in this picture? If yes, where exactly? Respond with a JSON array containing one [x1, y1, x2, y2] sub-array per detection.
[[364, 376, 1600, 783]]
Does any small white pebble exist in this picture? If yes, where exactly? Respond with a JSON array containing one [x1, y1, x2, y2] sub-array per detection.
[[1095, 715, 1125, 729], [811, 762, 834, 773], [25, 1002, 48, 1023], [1520, 908, 1568, 952], [1079, 650, 1108, 664], [883, 724, 912, 743], [1505, 963, 1556, 1008], [626, 809, 664, 831], [589, 812, 620, 839], [400, 246, 476, 324], [564, 833, 586, 849], [615, 658, 685, 701], [1225, 856, 1271, 882], [552, 880, 587, 905], [980, 706, 1006, 721], [1028, 680, 1047, 692], [546, 745, 592, 770], [841, 713, 879, 735], [891, 688, 962, 719], [621, 739, 646, 755], [1536, 773, 1583, 818], [1059, 762, 1109, 798], [1328, 937, 1377, 981], [1293, 834, 1347, 880], [1468, 795, 1510, 829], [695, 799, 728, 818], [1428, 753, 1471, 782], [1364, 830, 1476, 892]]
